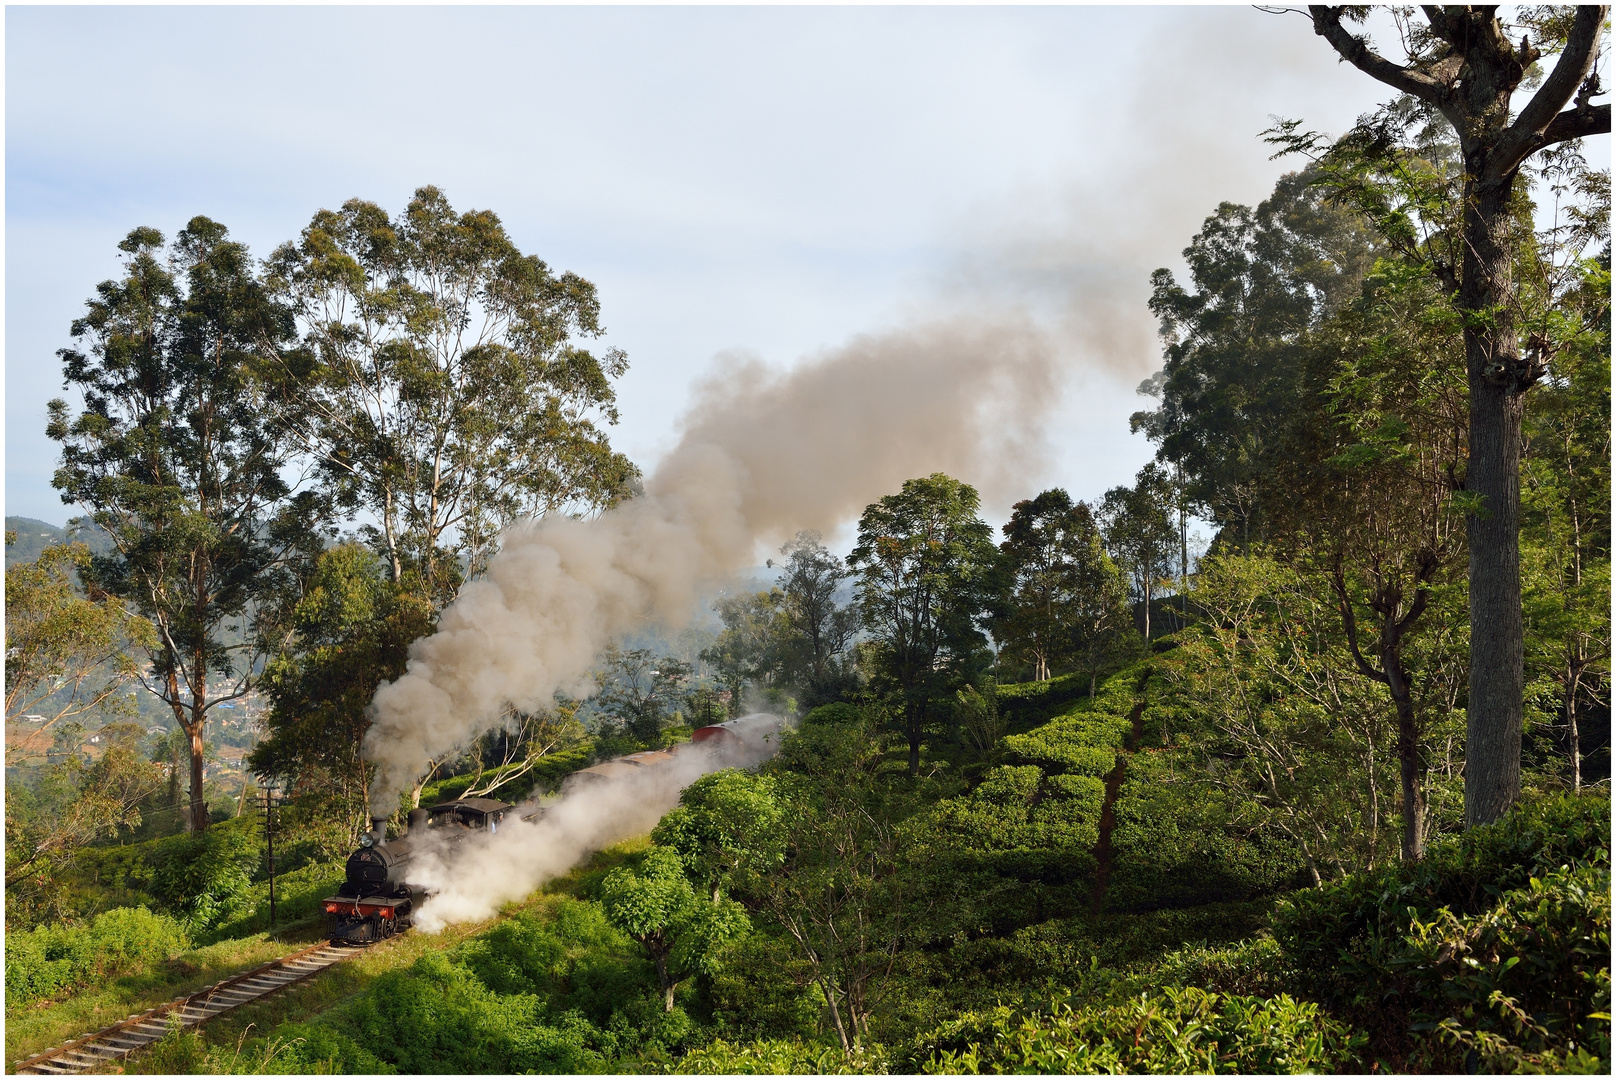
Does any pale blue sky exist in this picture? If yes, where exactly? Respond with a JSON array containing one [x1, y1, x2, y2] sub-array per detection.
[[7, 4, 1399, 539]]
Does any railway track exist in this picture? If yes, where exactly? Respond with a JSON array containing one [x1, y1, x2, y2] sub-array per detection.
[[12, 941, 368, 1075]]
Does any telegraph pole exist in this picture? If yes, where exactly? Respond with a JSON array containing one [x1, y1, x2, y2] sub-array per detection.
[[265, 787, 277, 933]]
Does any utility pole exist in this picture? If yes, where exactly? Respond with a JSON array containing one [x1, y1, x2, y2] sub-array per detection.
[[265, 787, 277, 933]]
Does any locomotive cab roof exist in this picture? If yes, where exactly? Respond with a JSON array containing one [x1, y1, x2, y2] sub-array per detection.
[[425, 797, 513, 828]]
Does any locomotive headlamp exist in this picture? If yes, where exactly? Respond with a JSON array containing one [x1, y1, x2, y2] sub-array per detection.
[[358, 833, 375, 848]]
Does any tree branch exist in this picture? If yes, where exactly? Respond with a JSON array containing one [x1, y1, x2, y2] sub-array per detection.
[[1330, 560, 1389, 684], [1310, 6, 1448, 102], [1492, 7, 1610, 175], [1539, 101, 1613, 148]]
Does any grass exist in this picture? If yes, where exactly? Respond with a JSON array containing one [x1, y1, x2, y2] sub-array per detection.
[[72, 838, 651, 1073], [6, 929, 316, 1068]]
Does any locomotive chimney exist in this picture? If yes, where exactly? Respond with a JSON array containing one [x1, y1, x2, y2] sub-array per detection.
[[370, 816, 389, 844], [408, 807, 430, 835]]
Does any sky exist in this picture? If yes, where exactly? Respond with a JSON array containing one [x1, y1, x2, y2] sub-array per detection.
[[6, 3, 1401, 550]]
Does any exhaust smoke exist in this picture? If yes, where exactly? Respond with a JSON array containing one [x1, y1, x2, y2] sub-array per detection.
[[406, 719, 783, 931], [361, 314, 1059, 815]]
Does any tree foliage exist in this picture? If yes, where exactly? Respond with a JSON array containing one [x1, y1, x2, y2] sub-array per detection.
[[849, 473, 995, 776], [264, 185, 638, 598], [47, 219, 322, 831], [600, 845, 750, 1012], [4, 536, 154, 751]]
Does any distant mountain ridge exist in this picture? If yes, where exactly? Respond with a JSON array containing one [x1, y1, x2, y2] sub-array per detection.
[[5, 516, 116, 567]]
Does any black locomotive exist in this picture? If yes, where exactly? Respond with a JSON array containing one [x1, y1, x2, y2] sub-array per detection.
[[326, 713, 785, 944], [323, 797, 512, 944]]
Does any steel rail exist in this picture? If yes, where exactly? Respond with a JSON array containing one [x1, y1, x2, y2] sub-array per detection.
[[12, 940, 370, 1075]]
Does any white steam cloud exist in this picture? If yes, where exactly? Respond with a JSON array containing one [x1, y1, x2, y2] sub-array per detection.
[[362, 314, 1057, 812], [407, 717, 783, 932]]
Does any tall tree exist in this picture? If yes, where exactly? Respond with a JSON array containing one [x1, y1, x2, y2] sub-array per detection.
[[1312, 258, 1471, 862], [1133, 168, 1378, 545], [1301, 5, 1610, 825], [771, 531, 860, 704], [848, 474, 995, 776], [1099, 464, 1179, 643], [4, 535, 155, 756], [700, 587, 784, 717], [48, 220, 319, 831], [992, 489, 1086, 682], [1065, 506, 1136, 698], [265, 186, 638, 602]]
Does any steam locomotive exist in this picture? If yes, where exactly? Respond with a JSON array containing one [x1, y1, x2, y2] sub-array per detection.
[[323, 713, 784, 944], [323, 796, 513, 943]]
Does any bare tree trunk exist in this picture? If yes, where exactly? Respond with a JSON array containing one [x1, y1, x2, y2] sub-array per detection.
[[188, 715, 208, 833], [1461, 184, 1525, 828], [818, 978, 853, 1053], [1567, 652, 1584, 791], [1388, 677, 1425, 863]]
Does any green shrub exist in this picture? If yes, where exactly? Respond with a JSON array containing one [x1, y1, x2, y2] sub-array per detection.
[[5, 906, 190, 1007], [922, 765, 1102, 887], [702, 932, 823, 1041], [1406, 864, 1610, 1073], [1104, 753, 1309, 912], [1271, 792, 1611, 1070], [148, 817, 264, 931], [1148, 936, 1290, 1000], [676, 1037, 887, 1074], [802, 702, 863, 727], [452, 898, 629, 1001], [344, 953, 610, 1073], [914, 987, 1364, 1074], [992, 671, 1090, 728]]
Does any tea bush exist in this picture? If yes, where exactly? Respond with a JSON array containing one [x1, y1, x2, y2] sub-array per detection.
[[5, 906, 189, 1008], [675, 1036, 888, 1074], [912, 986, 1364, 1074], [343, 953, 611, 1073], [1271, 792, 1610, 1069]]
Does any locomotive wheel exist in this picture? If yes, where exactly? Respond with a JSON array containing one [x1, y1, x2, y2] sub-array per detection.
[[381, 916, 398, 939]]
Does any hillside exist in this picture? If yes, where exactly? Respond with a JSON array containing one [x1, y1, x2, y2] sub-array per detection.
[[4, 517, 114, 568], [17, 664, 1602, 1075]]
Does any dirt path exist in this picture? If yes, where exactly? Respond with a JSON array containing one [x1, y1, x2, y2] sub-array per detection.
[[1091, 668, 1150, 914]]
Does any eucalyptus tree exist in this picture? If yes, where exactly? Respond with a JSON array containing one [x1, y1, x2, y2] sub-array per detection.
[[772, 531, 860, 703], [1296, 5, 1610, 826], [1133, 168, 1378, 546], [1099, 465, 1179, 643], [265, 186, 638, 604], [991, 489, 1127, 686], [48, 220, 320, 832], [848, 474, 995, 776]]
